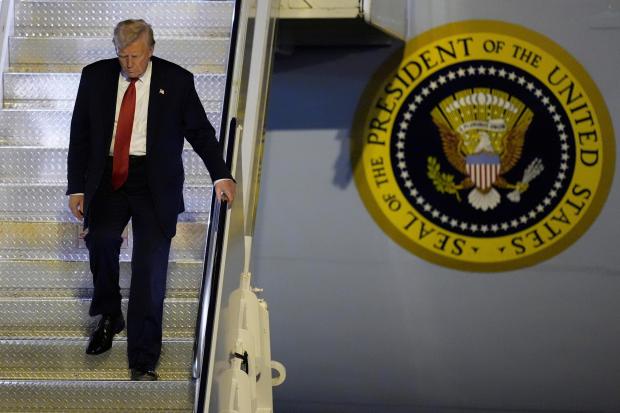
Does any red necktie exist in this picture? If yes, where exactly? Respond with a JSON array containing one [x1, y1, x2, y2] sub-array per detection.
[[111, 78, 137, 190]]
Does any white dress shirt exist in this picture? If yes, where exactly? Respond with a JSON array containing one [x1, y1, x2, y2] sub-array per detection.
[[109, 61, 151, 155]]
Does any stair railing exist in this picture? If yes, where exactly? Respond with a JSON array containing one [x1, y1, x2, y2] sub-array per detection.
[[192, 0, 282, 410], [0, 0, 15, 102], [192, 0, 243, 411]]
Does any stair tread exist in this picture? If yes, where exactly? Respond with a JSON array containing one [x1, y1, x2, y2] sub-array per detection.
[[0, 109, 222, 147], [15, 0, 233, 41], [0, 378, 194, 411], [0, 211, 211, 222], [0, 338, 193, 380], [0, 146, 218, 185], [9, 63, 225, 74], [10, 37, 229, 67], [0, 297, 198, 339], [3, 72, 226, 105], [0, 288, 199, 299], [0, 258, 203, 298], [0, 249, 204, 262], [0, 221, 207, 260]]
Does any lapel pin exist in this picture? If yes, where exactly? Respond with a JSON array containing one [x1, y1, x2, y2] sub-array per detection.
[[159, 89, 165, 95]]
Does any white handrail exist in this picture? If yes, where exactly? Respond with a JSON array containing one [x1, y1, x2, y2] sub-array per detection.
[[239, 0, 278, 237], [193, 197, 225, 382], [0, 0, 15, 103]]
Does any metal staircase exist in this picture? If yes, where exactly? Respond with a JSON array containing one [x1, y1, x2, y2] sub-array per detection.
[[0, 0, 235, 410]]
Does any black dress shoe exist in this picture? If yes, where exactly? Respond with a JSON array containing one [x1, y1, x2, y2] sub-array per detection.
[[85, 314, 125, 355], [130, 368, 158, 381]]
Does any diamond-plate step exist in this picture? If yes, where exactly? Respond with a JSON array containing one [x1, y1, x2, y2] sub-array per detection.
[[0, 147, 215, 185], [0, 380, 193, 412], [8, 62, 225, 76], [3, 72, 226, 111], [0, 249, 203, 262], [4, 97, 221, 112], [0, 297, 197, 338], [0, 220, 207, 260], [0, 109, 70, 146], [9, 37, 228, 67], [0, 338, 193, 380], [15, 0, 234, 38], [0, 109, 222, 147], [0, 184, 212, 217], [3, 99, 75, 110], [0, 260, 203, 298]]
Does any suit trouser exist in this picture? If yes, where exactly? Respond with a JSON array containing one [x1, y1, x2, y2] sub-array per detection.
[[85, 156, 172, 370]]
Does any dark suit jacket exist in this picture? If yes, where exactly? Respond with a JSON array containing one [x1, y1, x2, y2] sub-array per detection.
[[67, 56, 232, 238]]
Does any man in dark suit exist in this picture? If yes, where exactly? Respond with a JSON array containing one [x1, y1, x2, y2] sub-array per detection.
[[67, 19, 235, 381]]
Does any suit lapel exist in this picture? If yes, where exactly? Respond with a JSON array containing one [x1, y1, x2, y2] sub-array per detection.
[[146, 57, 164, 155], [102, 60, 121, 154]]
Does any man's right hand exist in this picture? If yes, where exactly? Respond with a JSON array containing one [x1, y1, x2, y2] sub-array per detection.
[[68, 194, 85, 221]]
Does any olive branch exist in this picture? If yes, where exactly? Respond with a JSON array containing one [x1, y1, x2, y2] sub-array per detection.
[[427, 156, 462, 202]]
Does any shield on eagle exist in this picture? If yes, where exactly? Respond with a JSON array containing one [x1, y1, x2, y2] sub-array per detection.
[[465, 153, 501, 192]]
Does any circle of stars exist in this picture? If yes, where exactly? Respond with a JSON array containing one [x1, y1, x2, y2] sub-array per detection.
[[395, 64, 573, 235]]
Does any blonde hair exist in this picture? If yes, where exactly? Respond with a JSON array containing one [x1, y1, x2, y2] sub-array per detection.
[[113, 19, 155, 51]]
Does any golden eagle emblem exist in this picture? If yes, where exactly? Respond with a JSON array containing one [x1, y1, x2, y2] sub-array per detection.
[[428, 89, 543, 211]]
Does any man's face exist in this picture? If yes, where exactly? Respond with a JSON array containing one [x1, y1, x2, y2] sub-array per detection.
[[117, 35, 153, 79]]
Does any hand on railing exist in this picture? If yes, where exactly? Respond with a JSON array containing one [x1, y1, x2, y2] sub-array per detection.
[[214, 179, 236, 207]]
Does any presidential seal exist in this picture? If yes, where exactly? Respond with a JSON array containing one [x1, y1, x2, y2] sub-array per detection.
[[353, 20, 615, 271]]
